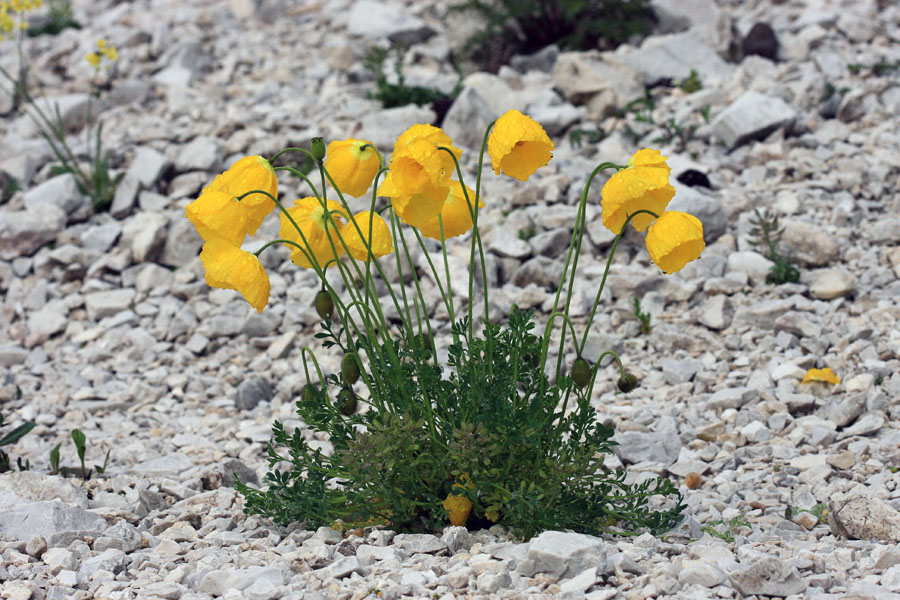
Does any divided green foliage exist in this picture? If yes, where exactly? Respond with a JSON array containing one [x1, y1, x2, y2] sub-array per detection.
[[451, 0, 656, 72], [237, 306, 685, 539], [632, 296, 651, 335], [748, 208, 800, 285], [701, 515, 751, 543]]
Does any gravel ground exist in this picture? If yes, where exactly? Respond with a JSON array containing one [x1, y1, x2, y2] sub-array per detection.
[[2, 0, 900, 598]]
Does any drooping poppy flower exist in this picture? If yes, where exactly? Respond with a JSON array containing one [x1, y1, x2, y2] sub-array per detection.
[[185, 190, 254, 246], [279, 197, 348, 269], [377, 171, 449, 230], [487, 110, 554, 181], [325, 138, 380, 198], [645, 211, 705, 274], [601, 149, 675, 234], [340, 211, 393, 261], [199, 235, 270, 313], [203, 155, 278, 235], [418, 181, 484, 241]]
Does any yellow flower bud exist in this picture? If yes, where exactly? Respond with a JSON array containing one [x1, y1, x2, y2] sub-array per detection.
[[644, 211, 705, 274]]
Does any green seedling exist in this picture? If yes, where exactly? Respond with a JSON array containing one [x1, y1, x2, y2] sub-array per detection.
[[701, 516, 751, 543], [0, 414, 35, 473], [632, 297, 652, 335]]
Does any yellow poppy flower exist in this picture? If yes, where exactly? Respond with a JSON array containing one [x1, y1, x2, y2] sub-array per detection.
[[487, 109, 554, 181], [601, 149, 675, 234], [340, 211, 393, 261], [392, 124, 461, 159], [418, 181, 484, 240], [801, 367, 841, 385], [185, 190, 253, 246], [442, 494, 473, 527], [85, 52, 101, 68], [279, 197, 348, 269], [388, 124, 462, 196], [325, 138, 380, 198], [200, 236, 270, 313], [645, 211, 705, 274], [105, 45, 118, 62], [203, 155, 278, 235], [377, 171, 449, 230]]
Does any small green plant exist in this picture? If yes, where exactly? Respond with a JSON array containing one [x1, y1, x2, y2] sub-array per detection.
[[451, 0, 656, 72], [652, 118, 696, 153], [1, 174, 19, 204], [698, 105, 711, 124], [364, 45, 461, 117], [569, 123, 607, 148], [786, 503, 829, 524], [701, 515, 751, 543], [25, 0, 81, 37], [0, 413, 35, 473], [52, 429, 110, 479], [632, 296, 651, 335], [517, 226, 535, 241], [748, 208, 800, 285], [0, 38, 122, 211], [678, 69, 702, 94], [848, 57, 900, 76]]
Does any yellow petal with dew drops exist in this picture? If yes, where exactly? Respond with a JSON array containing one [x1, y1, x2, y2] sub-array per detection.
[[378, 171, 449, 230], [185, 190, 254, 246], [340, 211, 393, 261], [419, 180, 484, 240], [601, 165, 674, 233], [325, 138, 380, 198], [200, 236, 270, 313], [487, 110, 554, 181], [279, 197, 348, 270], [645, 211, 705, 274], [203, 155, 278, 235]]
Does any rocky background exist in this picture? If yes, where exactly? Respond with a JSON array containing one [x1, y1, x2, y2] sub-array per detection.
[[1, 0, 900, 598]]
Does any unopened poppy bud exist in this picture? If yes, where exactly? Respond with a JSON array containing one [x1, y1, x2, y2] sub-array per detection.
[[315, 290, 334, 320], [341, 352, 361, 385], [572, 357, 592, 389], [337, 388, 358, 416], [617, 372, 639, 393], [301, 383, 318, 404], [311, 137, 326, 162]]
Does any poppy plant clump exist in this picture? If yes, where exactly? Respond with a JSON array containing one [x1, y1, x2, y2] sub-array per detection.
[[185, 109, 705, 539]]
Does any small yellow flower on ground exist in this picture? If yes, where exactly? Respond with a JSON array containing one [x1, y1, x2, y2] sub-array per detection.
[[645, 211, 705, 274], [199, 236, 270, 313], [279, 197, 348, 269], [85, 52, 101, 68], [601, 149, 675, 234], [442, 494, 473, 527], [203, 155, 278, 235], [185, 190, 253, 246], [442, 472, 474, 526], [418, 181, 484, 240], [487, 109, 554, 181], [325, 138, 379, 198], [340, 211, 393, 260], [377, 171, 449, 230], [801, 367, 841, 385]]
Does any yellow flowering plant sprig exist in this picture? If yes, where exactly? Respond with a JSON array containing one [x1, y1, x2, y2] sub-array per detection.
[[0, 36, 122, 210], [208, 112, 703, 538]]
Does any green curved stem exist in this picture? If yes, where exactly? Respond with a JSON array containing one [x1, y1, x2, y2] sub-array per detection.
[[578, 209, 659, 355], [274, 165, 321, 201]]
